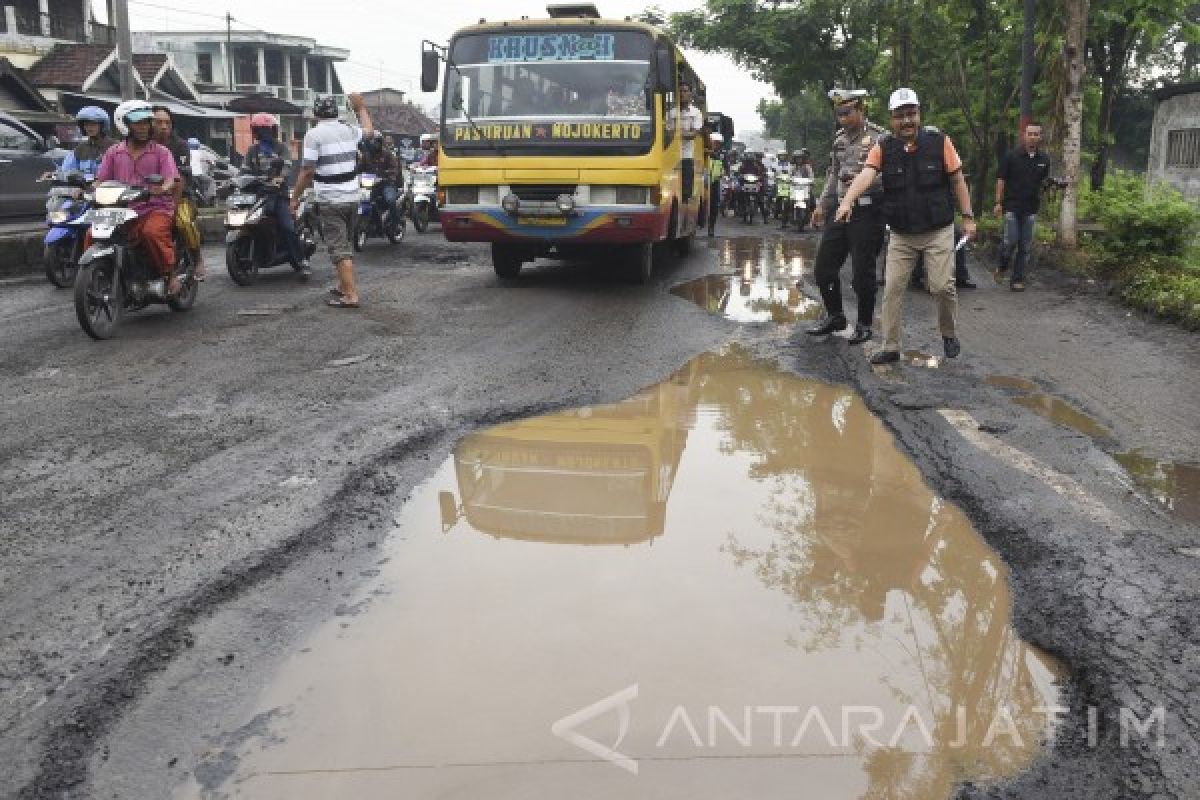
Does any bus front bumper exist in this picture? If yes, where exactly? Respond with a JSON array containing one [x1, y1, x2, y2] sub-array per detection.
[[439, 206, 669, 244]]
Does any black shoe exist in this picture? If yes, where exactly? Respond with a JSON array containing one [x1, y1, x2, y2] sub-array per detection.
[[943, 337, 961, 359], [848, 325, 873, 345], [870, 350, 901, 365], [956, 279, 977, 289], [805, 314, 847, 336]]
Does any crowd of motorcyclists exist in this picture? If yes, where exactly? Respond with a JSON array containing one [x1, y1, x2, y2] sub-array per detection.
[[42, 93, 441, 336], [705, 143, 818, 233]]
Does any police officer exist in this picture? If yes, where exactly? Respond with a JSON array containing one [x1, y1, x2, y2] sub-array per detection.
[[806, 89, 888, 345], [706, 132, 726, 236]]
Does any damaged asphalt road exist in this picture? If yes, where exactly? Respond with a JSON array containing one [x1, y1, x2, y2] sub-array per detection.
[[1, 226, 1197, 799]]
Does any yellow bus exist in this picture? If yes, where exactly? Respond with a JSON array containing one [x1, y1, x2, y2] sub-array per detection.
[[438, 370, 694, 545], [420, 4, 711, 282]]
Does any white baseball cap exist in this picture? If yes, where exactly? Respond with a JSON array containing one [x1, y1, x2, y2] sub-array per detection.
[[888, 88, 920, 111]]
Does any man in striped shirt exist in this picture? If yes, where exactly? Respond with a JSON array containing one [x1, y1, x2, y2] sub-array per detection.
[[291, 92, 374, 308]]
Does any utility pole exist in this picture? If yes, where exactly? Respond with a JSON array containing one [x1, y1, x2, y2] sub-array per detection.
[[111, 0, 137, 101], [226, 12, 234, 90]]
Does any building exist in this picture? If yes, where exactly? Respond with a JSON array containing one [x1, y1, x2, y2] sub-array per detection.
[[25, 41, 239, 151], [0, 0, 115, 69], [133, 29, 349, 154], [1148, 82, 1200, 202]]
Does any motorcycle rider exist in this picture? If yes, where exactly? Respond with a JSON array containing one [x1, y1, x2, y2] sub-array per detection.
[[417, 133, 439, 167], [96, 100, 181, 295], [243, 112, 309, 279], [737, 152, 767, 223], [60, 106, 114, 177], [359, 131, 401, 219], [151, 106, 207, 281]]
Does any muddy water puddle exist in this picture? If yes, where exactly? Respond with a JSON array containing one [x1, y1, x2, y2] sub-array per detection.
[[178, 349, 1062, 800], [985, 376, 1197, 523], [672, 237, 822, 324]]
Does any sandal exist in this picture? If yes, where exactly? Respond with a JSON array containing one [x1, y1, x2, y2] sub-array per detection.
[[327, 296, 360, 309], [327, 287, 345, 298]]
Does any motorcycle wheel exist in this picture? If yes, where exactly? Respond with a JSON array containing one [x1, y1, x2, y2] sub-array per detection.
[[412, 204, 430, 233], [353, 218, 368, 252], [168, 248, 197, 312], [43, 240, 78, 289], [74, 259, 121, 340], [298, 223, 318, 259], [225, 239, 258, 286], [385, 210, 405, 244]]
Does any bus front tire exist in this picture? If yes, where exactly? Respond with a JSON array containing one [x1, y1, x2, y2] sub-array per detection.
[[492, 243, 523, 280], [628, 242, 654, 284]]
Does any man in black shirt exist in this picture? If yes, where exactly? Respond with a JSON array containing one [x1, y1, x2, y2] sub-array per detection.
[[993, 122, 1051, 291]]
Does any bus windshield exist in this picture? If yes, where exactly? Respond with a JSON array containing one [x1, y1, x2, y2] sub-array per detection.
[[444, 29, 655, 153]]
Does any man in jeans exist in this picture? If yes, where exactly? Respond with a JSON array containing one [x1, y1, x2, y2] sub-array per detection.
[[676, 81, 704, 204], [993, 122, 1051, 292], [291, 92, 374, 308]]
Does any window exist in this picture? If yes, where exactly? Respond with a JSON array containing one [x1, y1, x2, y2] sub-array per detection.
[[1166, 129, 1200, 168], [264, 50, 284, 87], [0, 120, 39, 151], [196, 52, 213, 84]]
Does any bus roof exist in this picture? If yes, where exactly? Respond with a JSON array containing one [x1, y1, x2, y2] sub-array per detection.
[[453, 16, 663, 39]]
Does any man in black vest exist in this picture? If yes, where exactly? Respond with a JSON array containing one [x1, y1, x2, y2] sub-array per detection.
[[834, 88, 976, 365]]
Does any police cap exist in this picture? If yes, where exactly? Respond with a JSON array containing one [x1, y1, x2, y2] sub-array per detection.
[[827, 88, 868, 106]]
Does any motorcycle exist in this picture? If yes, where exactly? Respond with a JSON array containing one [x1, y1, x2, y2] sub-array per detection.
[[72, 176, 198, 340], [408, 165, 438, 233], [764, 170, 778, 220], [223, 170, 317, 285], [353, 172, 405, 251], [737, 173, 767, 224], [42, 169, 93, 288], [790, 177, 815, 230], [775, 172, 792, 226], [719, 174, 737, 217]]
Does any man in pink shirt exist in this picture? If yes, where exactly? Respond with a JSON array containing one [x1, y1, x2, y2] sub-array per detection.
[[97, 102, 181, 294]]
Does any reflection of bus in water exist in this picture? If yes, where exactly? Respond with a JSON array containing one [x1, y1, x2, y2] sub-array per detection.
[[440, 377, 692, 545], [420, 4, 713, 283]]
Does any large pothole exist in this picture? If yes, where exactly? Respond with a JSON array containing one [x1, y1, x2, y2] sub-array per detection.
[[175, 348, 1062, 799]]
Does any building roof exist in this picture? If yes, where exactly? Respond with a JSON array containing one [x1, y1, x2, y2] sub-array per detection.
[[25, 44, 113, 90], [226, 94, 303, 115], [374, 103, 437, 135], [0, 57, 56, 112], [1152, 82, 1200, 103], [133, 53, 168, 84]]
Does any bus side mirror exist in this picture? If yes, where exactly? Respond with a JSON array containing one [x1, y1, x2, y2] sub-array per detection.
[[654, 50, 674, 93], [438, 491, 460, 532], [421, 48, 440, 93]]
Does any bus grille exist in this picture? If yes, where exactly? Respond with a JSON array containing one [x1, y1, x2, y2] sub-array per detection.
[[512, 184, 577, 203]]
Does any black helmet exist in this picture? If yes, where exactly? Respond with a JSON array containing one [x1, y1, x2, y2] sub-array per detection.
[[312, 95, 339, 119]]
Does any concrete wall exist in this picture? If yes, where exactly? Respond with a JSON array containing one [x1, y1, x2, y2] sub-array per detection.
[[1148, 92, 1200, 201]]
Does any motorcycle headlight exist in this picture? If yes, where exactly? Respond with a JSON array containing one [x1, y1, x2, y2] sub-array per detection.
[[48, 210, 70, 224], [226, 210, 249, 227]]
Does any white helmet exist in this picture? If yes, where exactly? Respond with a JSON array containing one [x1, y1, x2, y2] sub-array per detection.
[[113, 99, 154, 137]]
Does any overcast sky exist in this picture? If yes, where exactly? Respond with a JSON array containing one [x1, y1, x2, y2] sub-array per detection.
[[108, 0, 774, 134]]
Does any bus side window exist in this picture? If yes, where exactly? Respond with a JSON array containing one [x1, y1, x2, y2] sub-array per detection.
[[657, 38, 676, 149]]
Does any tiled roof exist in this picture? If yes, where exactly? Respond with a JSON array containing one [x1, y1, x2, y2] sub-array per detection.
[[133, 53, 167, 83], [26, 44, 113, 90]]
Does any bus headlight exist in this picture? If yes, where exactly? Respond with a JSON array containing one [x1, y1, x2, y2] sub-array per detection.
[[501, 193, 520, 214], [555, 194, 575, 214]]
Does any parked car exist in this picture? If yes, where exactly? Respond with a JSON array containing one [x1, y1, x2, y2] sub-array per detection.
[[0, 111, 63, 219]]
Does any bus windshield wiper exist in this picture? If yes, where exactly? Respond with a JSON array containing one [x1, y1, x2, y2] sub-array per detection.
[[446, 58, 504, 156]]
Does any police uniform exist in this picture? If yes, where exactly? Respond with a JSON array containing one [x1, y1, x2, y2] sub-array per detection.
[[807, 89, 887, 342]]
